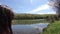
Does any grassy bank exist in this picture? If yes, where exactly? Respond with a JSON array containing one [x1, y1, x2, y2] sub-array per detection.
[[42, 20, 60, 34], [12, 19, 48, 25]]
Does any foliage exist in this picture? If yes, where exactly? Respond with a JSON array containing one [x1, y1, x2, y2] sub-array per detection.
[[14, 14, 56, 20], [49, 0, 60, 18], [42, 20, 60, 34]]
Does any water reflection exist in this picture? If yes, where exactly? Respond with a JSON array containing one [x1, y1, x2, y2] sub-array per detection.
[[12, 23, 49, 34]]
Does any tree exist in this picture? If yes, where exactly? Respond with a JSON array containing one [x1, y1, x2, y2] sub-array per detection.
[[49, 0, 60, 18]]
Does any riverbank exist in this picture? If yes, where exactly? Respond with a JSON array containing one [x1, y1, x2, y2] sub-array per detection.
[[42, 20, 60, 34], [12, 19, 48, 25]]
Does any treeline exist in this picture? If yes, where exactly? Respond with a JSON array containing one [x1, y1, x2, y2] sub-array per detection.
[[46, 15, 59, 22], [14, 14, 56, 20]]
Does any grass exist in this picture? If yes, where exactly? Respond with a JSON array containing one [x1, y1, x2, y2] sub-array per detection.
[[12, 19, 48, 25], [42, 20, 60, 34]]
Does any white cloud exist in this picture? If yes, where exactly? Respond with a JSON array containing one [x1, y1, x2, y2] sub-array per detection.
[[27, 3, 50, 13], [37, 11, 56, 14]]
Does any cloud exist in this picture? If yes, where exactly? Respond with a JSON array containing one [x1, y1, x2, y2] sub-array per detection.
[[37, 11, 56, 14], [27, 3, 50, 13]]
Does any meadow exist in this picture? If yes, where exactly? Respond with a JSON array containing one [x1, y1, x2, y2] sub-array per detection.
[[42, 20, 60, 34]]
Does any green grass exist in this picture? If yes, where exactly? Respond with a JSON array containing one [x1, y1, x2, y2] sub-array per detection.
[[42, 20, 60, 34], [12, 19, 48, 25]]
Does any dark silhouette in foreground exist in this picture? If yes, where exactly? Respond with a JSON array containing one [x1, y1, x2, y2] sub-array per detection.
[[0, 4, 14, 34]]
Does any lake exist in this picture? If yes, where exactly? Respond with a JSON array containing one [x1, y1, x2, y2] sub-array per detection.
[[12, 23, 49, 34]]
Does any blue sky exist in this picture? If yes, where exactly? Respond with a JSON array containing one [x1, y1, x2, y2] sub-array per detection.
[[0, 0, 56, 14]]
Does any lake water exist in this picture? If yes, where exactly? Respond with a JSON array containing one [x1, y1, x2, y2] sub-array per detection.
[[12, 23, 49, 34]]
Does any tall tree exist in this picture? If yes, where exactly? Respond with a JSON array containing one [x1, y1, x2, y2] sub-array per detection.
[[49, 0, 60, 18]]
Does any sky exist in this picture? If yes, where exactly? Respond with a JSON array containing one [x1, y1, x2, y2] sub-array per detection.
[[0, 0, 56, 14]]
